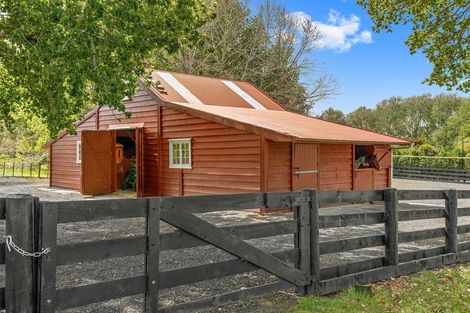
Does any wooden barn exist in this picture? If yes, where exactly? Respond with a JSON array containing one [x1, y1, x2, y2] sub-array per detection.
[[46, 70, 411, 198]]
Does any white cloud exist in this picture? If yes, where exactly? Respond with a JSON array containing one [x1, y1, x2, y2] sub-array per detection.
[[289, 9, 372, 52]]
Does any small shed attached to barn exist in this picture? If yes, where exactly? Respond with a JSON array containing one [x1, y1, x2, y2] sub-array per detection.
[[46, 70, 411, 198]]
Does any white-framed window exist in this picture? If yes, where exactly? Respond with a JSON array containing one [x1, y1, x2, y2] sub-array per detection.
[[169, 138, 192, 169], [76, 140, 82, 164]]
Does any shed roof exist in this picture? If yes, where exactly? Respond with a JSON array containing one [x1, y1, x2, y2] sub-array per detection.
[[150, 71, 286, 111], [156, 100, 411, 145], [148, 70, 411, 145]]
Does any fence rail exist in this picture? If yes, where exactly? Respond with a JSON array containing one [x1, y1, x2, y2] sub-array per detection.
[[0, 161, 49, 178], [394, 166, 470, 183], [0, 189, 469, 312]]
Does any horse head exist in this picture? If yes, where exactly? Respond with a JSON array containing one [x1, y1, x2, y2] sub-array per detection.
[[368, 154, 382, 170]]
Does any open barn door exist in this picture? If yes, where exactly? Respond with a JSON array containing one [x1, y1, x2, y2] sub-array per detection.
[[292, 143, 319, 191], [135, 127, 144, 197], [81, 130, 116, 195]]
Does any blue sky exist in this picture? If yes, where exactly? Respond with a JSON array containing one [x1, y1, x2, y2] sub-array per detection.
[[249, 0, 462, 114]]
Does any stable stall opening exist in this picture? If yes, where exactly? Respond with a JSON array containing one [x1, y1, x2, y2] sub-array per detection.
[[354, 145, 378, 170], [116, 129, 137, 193]]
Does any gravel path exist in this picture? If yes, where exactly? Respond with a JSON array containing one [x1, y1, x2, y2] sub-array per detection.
[[0, 177, 469, 312]]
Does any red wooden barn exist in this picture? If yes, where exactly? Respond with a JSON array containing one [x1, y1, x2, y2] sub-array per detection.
[[46, 70, 411, 198]]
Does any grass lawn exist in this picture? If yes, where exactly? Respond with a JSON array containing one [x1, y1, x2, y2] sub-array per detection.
[[291, 264, 470, 313]]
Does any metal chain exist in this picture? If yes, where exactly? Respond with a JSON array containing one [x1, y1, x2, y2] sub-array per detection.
[[5, 235, 50, 258]]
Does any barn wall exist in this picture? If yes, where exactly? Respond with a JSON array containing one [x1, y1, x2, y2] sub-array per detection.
[[50, 89, 160, 195], [318, 144, 354, 190], [374, 145, 392, 189], [160, 108, 261, 196], [97, 90, 159, 196], [267, 141, 291, 192], [50, 115, 96, 190]]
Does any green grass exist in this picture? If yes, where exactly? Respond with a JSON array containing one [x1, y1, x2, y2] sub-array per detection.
[[292, 264, 470, 313]]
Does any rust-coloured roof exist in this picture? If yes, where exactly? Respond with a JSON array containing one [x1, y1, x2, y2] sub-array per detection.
[[158, 101, 412, 145], [150, 70, 286, 111]]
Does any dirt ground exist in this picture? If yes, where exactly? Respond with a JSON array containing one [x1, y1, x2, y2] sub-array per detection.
[[0, 177, 469, 313]]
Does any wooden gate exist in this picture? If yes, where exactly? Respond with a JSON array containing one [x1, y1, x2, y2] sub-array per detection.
[[293, 143, 319, 190], [81, 130, 116, 195], [1, 189, 470, 312]]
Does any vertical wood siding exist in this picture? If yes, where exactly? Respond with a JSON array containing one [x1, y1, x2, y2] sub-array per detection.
[[267, 141, 291, 192], [160, 108, 261, 196], [318, 144, 353, 190]]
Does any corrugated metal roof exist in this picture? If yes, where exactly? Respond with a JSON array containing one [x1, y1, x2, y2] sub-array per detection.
[[150, 71, 286, 111], [159, 101, 412, 145]]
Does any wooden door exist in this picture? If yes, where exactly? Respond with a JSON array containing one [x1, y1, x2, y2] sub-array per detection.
[[354, 169, 374, 190], [135, 127, 144, 197], [81, 130, 116, 195], [292, 143, 319, 191]]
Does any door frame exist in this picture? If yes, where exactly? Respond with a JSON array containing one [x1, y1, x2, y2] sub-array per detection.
[[109, 124, 145, 197]]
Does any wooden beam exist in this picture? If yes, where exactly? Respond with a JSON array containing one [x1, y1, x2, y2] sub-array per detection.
[[384, 188, 399, 265], [445, 189, 458, 253], [5, 195, 37, 313], [38, 202, 58, 313], [144, 198, 160, 312], [160, 208, 308, 286]]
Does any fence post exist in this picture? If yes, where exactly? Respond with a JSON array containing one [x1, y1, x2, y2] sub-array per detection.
[[12, 162, 15, 176], [38, 163, 42, 178], [445, 189, 458, 253], [2, 162, 5, 176], [38, 202, 58, 313], [21, 163, 24, 177], [295, 189, 312, 295], [29, 163, 33, 177], [308, 189, 320, 295], [384, 188, 399, 266], [144, 198, 161, 312], [5, 194, 38, 312]]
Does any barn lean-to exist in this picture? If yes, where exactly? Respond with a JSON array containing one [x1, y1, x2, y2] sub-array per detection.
[[45, 70, 411, 199]]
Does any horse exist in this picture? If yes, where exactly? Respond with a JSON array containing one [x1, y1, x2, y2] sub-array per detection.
[[355, 154, 382, 170]]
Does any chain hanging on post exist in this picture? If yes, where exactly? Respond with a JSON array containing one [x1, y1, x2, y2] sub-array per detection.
[[5, 235, 51, 258]]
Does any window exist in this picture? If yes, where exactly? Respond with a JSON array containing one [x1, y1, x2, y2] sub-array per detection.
[[169, 139, 192, 169], [76, 140, 82, 164]]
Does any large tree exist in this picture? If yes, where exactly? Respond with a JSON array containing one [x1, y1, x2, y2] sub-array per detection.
[[0, 0, 211, 135], [159, 0, 335, 114], [358, 0, 469, 92]]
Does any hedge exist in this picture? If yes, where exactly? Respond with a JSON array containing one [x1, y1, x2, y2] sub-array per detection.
[[393, 155, 470, 170]]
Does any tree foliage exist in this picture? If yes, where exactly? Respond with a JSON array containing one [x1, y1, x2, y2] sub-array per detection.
[[358, 0, 469, 92], [320, 94, 470, 156], [0, 0, 212, 135], [157, 0, 336, 114], [319, 108, 346, 124]]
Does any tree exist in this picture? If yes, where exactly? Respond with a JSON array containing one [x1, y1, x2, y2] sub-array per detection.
[[0, 0, 211, 135], [358, 0, 469, 92], [432, 101, 470, 155], [345, 106, 382, 131], [319, 93, 469, 156], [159, 0, 336, 114], [320, 108, 346, 124]]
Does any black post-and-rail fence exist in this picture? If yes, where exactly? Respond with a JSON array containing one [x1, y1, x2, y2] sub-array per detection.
[[0, 161, 49, 178], [0, 189, 469, 312]]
